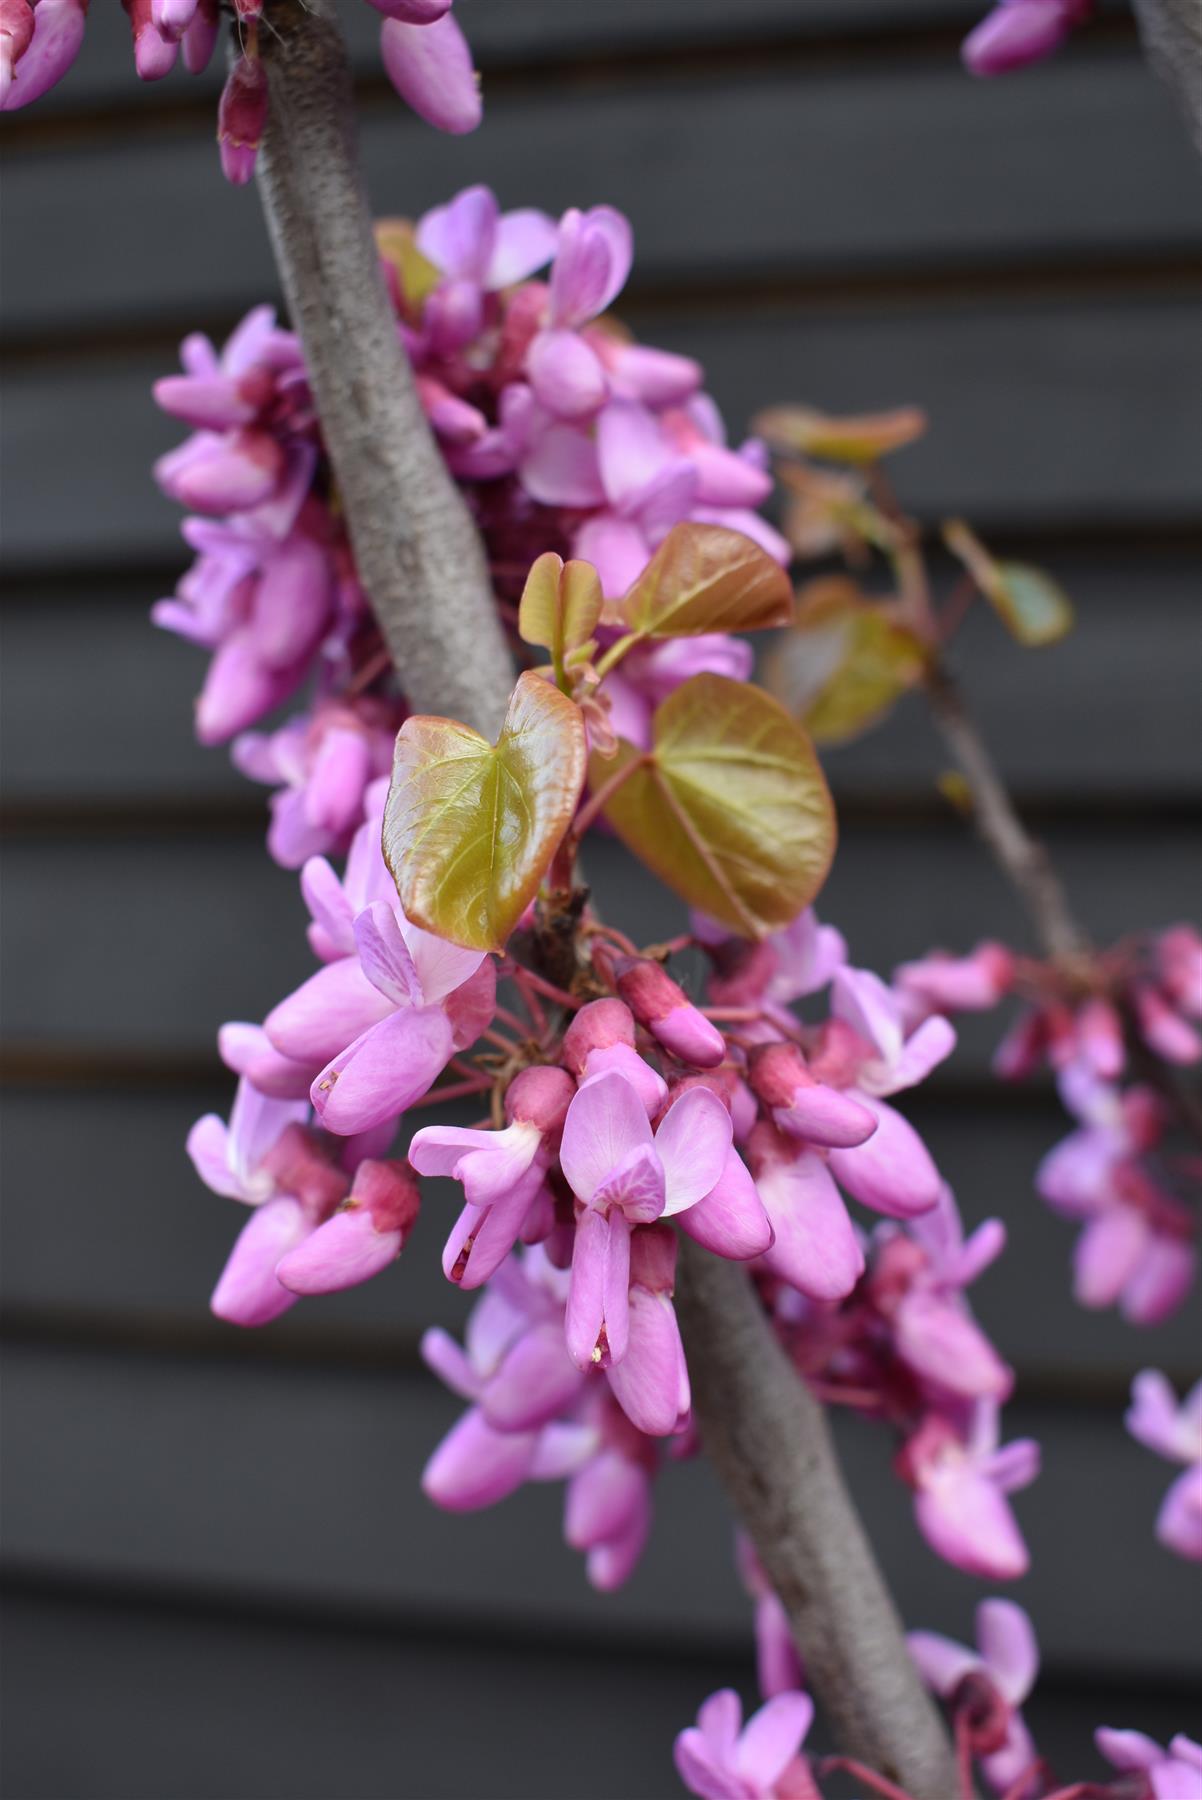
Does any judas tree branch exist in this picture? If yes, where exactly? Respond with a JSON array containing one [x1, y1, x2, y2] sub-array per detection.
[[1130, 0, 1202, 154], [676, 1241, 961, 1797], [249, 7, 957, 1779], [254, 0, 514, 738], [924, 660, 1088, 964]]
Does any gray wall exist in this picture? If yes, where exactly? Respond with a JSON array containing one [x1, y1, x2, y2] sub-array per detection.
[[2, 1, 1201, 1794]]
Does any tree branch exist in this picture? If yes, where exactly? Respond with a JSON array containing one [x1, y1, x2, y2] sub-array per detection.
[[254, 0, 515, 738], [1130, 0, 1202, 154], [676, 1241, 961, 1797], [925, 659, 1088, 965], [250, 11, 957, 1778]]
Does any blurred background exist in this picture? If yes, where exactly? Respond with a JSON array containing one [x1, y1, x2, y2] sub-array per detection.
[[2, 1, 1201, 1794]]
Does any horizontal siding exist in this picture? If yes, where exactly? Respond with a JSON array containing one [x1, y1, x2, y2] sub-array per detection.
[[4, 828, 1197, 1058], [2, 1084, 1198, 1381], [4, 547, 1200, 806], [7, 50, 1200, 342], [5, 294, 1202, 573], [4, 1340, 1200, 1680]]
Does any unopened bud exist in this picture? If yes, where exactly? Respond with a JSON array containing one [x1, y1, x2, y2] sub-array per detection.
[[615, 957, 725, 1068], [747, 1042, 876, 1148], [505, 1064, 575, 1139]]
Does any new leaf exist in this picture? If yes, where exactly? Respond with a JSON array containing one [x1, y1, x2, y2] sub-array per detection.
[[384, 672, 587, 953], [593, 673, 836, 938], [614, 522, 795, 638]]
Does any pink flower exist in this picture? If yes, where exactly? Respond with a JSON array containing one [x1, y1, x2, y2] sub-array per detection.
[[895, 941, 1016, 1016], [909, 1599, 1039, 1793], [1126, 1370, 1202, 1561], [414, 185, 556, 352], [275, 1157, 421, 1296], [558, 1070, 732, 1368], [899, 1403, 1039, 1580], [232, 703, 396, 869], [1095, 1729, 1202, 1800], [409, 1065, 574, 1289], [883, 1188, 1013, 1403], [380, 11, 481, 134], [674, 1688, 815, 1800], [1, 0, 86, 110], [614, 956, 725, 1068], [217, 51, 268, 187], [962, 0, 1090, 76], [746, 1123, 865, 1302]]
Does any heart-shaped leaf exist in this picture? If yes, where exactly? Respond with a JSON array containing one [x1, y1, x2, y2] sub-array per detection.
[[755, 404, 927, 465], [593, 674, 836, 937], [613, 523, 794, 639], [518, 553, 604, 664], [944, 520, 1074, 647], [764, 577, 928, 745], [384, 672, 587, 953]]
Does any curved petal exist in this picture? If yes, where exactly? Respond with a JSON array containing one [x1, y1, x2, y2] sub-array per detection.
[[560, 1070, 653, 1205], [210, 1196, 308, 1327], [265, 956, 392, 1065], [354, 901, 422, 1006], [311, 1004, 453, 1135], [606, 1288, 690, 1436], [486, 207, 558, 287], [906, 1629, 979, 1698], [415, 184, 497, 281], [828, 1095, 942, 1219], [734, 1692, 813, 1788], [756, 1150, 864, 1301], [481, 1321, 586, 1432], [655, 1086, 734, 1216], [421, 1408, 537, 1511], [680, 1148, 774, 1261], [977, 1598, 1039, 1704], [275, 1206, 401, 1295]]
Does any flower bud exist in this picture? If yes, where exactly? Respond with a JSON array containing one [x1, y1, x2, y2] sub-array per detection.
[[505, 1064, 575, 1140], [218, 53, 268, 187], [614, 957, 725, 1068], [747, 1042, 876, 1148], [276, 1158, 420, 1295], [629, 1222, 676, 1295], [562, 998, 635, 1073]]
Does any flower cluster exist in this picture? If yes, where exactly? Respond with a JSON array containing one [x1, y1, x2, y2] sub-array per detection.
[[151, 188, 787, 872], [2, 0, 485, 174], [897, 928, 1202, 1326]]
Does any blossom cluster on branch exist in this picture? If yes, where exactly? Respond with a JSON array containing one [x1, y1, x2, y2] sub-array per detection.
[[147, 171, 1201, 1796]]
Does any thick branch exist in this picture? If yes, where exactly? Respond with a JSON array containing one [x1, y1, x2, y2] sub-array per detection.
[[254, 0, 514, 737], [251, 12, 958, 1779], [1130, 0, 1202, 154], [677, 1242, 961, 1797], [925, 660, 1088, 964]]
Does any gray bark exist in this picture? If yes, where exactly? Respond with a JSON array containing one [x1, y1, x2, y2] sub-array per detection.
[[677, 1241, 962, 1797], [1131, 0, 1202, 154], [254, 0, 514, 737]]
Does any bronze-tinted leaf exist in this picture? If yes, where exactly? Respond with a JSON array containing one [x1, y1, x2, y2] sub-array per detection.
[[755, 404, 927, 464], [615, 523, 795, 638], [374, 219, 441, 319], [944, 521, 1074, 647], [765, 578, 927, 745], [594, 674, 836, 937], [384, 672, 587, 953], [518, 553, 604, 661]]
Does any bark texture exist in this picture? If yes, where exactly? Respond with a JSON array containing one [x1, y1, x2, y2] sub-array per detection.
[[677, 1240, 961, 1797], [1131, 0, 1202, 153], [255, 0, 514, 737]]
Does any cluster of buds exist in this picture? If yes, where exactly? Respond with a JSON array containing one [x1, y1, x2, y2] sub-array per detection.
[[2, 0, 484, 175], [897, 928, 1202, 1327], [151, 188, 788, 874]]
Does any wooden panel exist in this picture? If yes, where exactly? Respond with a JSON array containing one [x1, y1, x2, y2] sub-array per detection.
[[7, 52, 1200, 341], [4, 548, 1199, 806], [4, 1085, 1198, 1379], [30, 0, 994, 115], [5, 296, 1200, 573], [4, 1340, 1197, 1675], [2, 1587, 1195, 1800], [3, 826, 1196, 1055]]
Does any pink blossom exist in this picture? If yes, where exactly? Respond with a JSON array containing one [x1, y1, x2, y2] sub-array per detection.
[[217, 52, 268, 187], [1, 0, 86, 110], [962, 0, 1091, 76], [275, 1157, 421, 1295], [380, 11, 481, 135], [614, 955, 725, 1068], [1126, 1370, 1202, 1561], [746, 1123, 865, 1302], [882, 1188, 1013, 1403], [895, 941, 1016, 1017], [1095, 1729, 1202, 1800], [899, 1403, 1039, 1580], [674, 1688, 816, 1800], [409, 1065, 574, 1288], [909, 1599, 1039, 1792], [558, 1070, 732, 1368], [232, 702, 396, 869]]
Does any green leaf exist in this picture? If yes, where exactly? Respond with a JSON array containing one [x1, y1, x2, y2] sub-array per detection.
[[592, 673, 836, 938], [943, 520, 1074, 648], [754, 404, 927, 465], [764, 578, 927, 745], [518, 553, 604, 664], [614, 523, 795, 638], [990, 562, 1075, 647], [383, 672, 587, 953]]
